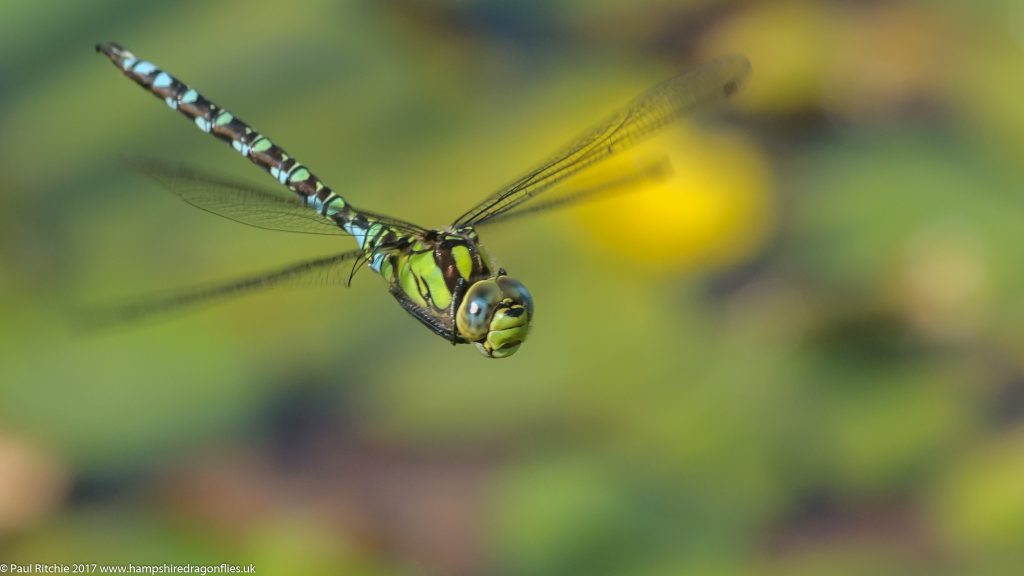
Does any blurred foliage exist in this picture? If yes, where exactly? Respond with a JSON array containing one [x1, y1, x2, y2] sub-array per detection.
[[2, 0, 1024, 574]]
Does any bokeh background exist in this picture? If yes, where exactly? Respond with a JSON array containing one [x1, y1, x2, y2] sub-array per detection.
[[2, 0, 1024, 574]]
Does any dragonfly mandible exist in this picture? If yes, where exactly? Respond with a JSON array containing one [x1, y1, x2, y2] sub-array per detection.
[[93, 42, 750, 358]]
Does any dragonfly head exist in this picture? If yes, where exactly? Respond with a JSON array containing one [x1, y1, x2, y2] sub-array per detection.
[[457, 273, 533, 358]]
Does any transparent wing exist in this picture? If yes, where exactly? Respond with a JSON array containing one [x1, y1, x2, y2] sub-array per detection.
[[453, 54, 751, 227], [74, 249, 367, 330], [128, 158, 427, 236], [473, 157, 672, 228]]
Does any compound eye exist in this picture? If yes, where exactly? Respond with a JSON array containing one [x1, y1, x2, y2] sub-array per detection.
[[457, 280, 502, 341], [496, 276, 534, 319]]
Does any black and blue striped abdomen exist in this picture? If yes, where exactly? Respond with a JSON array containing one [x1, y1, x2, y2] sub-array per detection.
[[95, 43, 357, 228]]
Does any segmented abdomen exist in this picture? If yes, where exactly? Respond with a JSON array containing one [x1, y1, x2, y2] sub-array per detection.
[[96, 42, 356, 231]]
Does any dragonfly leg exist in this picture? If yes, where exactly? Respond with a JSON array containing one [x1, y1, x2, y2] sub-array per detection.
[[346, 255, 368, 287], [449, 277, 469, 346]]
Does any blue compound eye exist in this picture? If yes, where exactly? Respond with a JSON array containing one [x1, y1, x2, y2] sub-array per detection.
[[456, 280, 502, 341], [496, 276, 533, 319]]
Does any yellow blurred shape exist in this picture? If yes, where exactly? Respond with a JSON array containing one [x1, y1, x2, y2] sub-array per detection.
[[571, 124, 772, 272], [930, 424, 1024, 560], [703, 1, 957, 120], [896, 225, 988, 342], [700, 0, 835, 113], [955, 10, 1024, 160], [0, 433, 68, 533]]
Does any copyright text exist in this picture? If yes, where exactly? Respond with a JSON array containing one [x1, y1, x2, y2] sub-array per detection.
[[1, 564, 254, 575]]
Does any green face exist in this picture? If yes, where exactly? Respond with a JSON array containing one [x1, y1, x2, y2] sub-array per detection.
[[456, 275, 534, 358]]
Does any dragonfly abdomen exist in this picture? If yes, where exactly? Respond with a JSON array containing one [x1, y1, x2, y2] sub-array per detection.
[[96, 42, 354, 224]]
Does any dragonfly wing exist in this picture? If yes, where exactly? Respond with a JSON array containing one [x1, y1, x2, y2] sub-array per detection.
[[75, 249, 369, 330], [128, 159, 425, 236], [473, 157, 672, 227], [453, 54, 751, 227]]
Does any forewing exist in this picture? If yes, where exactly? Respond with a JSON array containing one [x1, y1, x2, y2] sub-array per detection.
[[472, 157, 672, 227], [453, 54, 751, 227]]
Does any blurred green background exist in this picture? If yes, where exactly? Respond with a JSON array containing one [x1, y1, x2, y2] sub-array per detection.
[[3, 0, 1024, 574]]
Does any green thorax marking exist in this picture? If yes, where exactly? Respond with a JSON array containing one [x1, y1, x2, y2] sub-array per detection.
[[383, 228, 493, 340]]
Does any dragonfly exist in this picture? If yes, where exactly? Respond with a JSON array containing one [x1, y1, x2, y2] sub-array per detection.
[[94, 42, 750, 358]]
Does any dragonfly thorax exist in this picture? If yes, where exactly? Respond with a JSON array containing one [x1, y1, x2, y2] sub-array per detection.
[[381, 228, 532, 358]]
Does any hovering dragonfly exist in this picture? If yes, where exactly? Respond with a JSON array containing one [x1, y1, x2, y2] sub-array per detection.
[[94, 42, 750, 358]]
